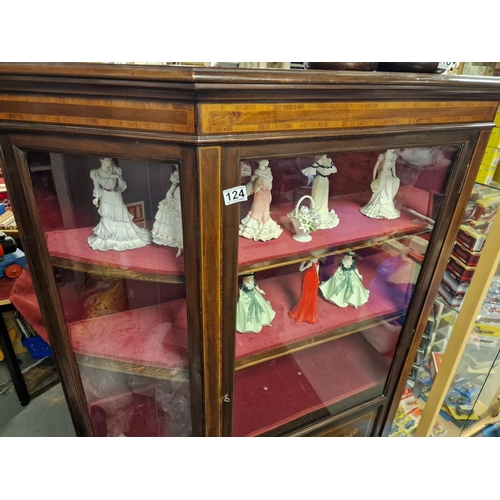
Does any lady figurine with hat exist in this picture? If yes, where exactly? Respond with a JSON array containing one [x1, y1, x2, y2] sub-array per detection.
[[301, 154, 340, 229], [239, 159, 283, 242], [236, 273, 276, 333], [319, 252, 370, 308]]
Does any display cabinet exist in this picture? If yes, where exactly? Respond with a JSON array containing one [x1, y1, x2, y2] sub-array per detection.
[[0, 64, 499, 437]]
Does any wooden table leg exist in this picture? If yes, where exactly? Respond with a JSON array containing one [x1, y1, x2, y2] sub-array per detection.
[[0, 303, 30, 406]]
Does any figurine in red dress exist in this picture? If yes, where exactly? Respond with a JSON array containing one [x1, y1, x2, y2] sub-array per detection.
[[289, 259, 320, 324]]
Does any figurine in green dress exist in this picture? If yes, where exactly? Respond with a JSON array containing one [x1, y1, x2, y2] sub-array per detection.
[[319, 252, 370, 308], [236, 274, 276, 333]]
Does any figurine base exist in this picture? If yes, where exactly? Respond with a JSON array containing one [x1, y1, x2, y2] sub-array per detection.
[[359, 206, 401, 220], [317, 210, 340, 229], [239, 215, 283, 242], [293, 233, 312, 243]]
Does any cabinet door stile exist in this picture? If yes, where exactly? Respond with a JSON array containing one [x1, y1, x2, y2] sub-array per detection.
[[180, 146, 205, 437], [197, 146, 225, 436]]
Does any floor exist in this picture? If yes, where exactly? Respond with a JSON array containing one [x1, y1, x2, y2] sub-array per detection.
[[0, 352, 76, 437]]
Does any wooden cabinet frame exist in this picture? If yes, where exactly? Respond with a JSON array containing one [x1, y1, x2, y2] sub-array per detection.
[[0, 64, 499, 436]]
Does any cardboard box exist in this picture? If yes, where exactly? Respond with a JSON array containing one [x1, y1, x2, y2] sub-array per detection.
[[487, 127, 500, 148], [439, 282, 465, 308], [471, 196, 500, 224], [447, 255, 476, 281], [451, 241, 482, 266], [476, 163, 497, 184], [442, 268, 470, 294], [495, 108, 500, 127], [481, 147, 500, 167], [429, 352, 444, 379], [456, 224, 488, 251], [493, 165, 500, 185]]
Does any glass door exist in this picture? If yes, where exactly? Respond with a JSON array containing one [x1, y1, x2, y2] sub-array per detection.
[[22, 150, 193, 437], [231, 144, 462, 436]]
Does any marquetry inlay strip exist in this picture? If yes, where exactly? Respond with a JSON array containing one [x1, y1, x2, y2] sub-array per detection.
[[0, 94, 195, 133], [200, 101, 498, 134]]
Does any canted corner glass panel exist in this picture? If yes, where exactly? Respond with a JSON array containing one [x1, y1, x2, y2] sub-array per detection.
[[24, 151, 191, 437], [391, 182, 500, 437], [233, 145, 459, 437]]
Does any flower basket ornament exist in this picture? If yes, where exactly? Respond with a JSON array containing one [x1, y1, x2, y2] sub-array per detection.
[[287, 195, 321, 242]]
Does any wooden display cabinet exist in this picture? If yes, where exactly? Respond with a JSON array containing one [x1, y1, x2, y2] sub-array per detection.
[[0, 64, 499, 437]]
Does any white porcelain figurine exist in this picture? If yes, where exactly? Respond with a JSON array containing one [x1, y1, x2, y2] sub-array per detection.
[[88, 158, 152, 252], [152, 169, 183, 257], [239, 159, 283, 241], [319, 252, 370, 309], [236, 274, 276, 333], [301, 154, 340, 229], [359, 149, 401, 220]]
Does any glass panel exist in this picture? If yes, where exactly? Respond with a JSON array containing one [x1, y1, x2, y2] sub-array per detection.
[[233, 145, 459, 436], [391, 182, 500, 437], [25, 151, 191, 436]]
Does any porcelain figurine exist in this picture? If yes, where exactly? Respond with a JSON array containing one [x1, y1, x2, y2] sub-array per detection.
[[359, 149, 401, 220], [287, 195, 321, 242], [319, 252, 369, 308], [289, 259, 320, 324], [152, 169, 183, 257], [236, 274, 276, 333], [301, 155, 340, 229], [239, 160, 283, 241], [88, 158, 152, 252]]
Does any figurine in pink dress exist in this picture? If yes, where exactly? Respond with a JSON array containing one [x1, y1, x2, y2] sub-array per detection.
[[239, 159, 283, 241]]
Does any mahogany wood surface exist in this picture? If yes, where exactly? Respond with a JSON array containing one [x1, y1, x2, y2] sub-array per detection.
[[198, 146, 224, 436], [199, 101, 498, 135], [1, 64, 500, 437], [294, 398, 384, 436]]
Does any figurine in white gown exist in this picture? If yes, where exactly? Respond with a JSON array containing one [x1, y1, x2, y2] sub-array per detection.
[[301, 155, 340, 229], [239, 159, 283, 241], [360, 149, 401, 220], [152, 169, 183, 257], [88, 158, 152, 252]]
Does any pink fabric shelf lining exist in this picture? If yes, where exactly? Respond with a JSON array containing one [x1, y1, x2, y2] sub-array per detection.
[[239, 185, 432, 268], [45, 185, 431, 278], [47, 228, 185, 276], [69, 299, 189, 371], [233, 332, 391, 437], [235, 251, 411, 361]]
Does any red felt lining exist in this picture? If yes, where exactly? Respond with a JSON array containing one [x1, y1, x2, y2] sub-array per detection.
[[238, 186, 432, 267], [233, 332, 392, 437], [44, 186, 431, 279], [47, 228, 184, 276], [235, 251, 410, 361], [69, 300, 189, 370]]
